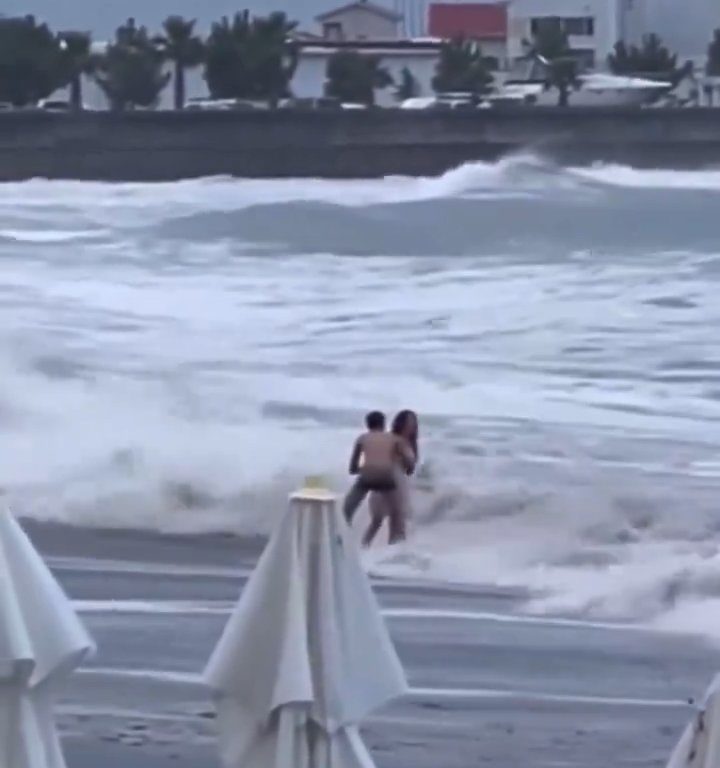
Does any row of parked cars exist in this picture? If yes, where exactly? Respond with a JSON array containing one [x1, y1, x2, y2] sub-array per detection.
[[0, 94, 483, 113], [184, 94, 482, 111], [0, 99, 88, 112]]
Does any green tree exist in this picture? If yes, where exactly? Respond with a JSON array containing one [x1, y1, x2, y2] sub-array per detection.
[[156, 16, 204, 110], [57, 31, 95, 110], [95, 19, 170, 111], [608, 34, 689, 84], [432, 37, 493, 98], [706, 29, 720, 76], [530, 18, 579, 107], [325, 50, 393, 106], [395, 66, 420, 101], [0, 15, 65, 106], [204, 11, 298, 105]]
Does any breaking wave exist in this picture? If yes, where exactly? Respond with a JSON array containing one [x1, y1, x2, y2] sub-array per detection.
[[1, 154, 720, 638]]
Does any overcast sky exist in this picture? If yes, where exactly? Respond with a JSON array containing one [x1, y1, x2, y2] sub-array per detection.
[[6, 0, 718, 57], [3, 0, 361, 37]]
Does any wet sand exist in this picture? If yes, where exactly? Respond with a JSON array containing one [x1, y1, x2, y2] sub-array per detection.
[[27, 521, 717, 768]]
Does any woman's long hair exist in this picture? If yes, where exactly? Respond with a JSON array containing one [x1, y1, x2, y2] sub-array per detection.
[[391, 409, 419, 463]]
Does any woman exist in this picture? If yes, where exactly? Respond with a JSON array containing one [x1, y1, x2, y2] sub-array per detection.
[[363, 409, 419, 547]]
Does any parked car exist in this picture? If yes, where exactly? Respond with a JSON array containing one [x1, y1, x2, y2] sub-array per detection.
[[38, 99, 72, 112], [278, 97, 341, 110]]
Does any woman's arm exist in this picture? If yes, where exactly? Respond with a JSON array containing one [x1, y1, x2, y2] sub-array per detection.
[[395, 437, 416, 474]]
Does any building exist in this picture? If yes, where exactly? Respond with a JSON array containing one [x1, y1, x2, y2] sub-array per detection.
[[315, 0, 404, 41], [393, 0, 431, 37], [507, 0, 622, 70], [293, 0, 442, 105], [293, 39, 443, 106], [428, 3, 508, 68], [507, 0, 720, 73], [620, 0, 720, 67]]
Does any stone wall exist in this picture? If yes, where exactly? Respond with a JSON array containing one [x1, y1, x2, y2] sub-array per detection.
[[1, 108, 720, 181]]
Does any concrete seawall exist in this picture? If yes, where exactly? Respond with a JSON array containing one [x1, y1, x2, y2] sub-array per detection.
[[2, 108, 720, 180]]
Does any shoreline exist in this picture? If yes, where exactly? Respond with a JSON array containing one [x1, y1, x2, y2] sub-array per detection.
[[17, 516, 712, 767], [26, 517, 525, 609]]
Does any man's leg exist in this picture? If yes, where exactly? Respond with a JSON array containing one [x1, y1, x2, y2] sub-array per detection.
[[363, 492, 387, 547], [343, 477, 368, 525]]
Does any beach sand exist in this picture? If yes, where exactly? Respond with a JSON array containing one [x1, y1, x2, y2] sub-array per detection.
[[27, 521, 715, 768]]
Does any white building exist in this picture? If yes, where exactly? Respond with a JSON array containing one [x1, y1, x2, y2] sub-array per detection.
[[508, 0, 720, 73], [293, 40, 442, 106], [315, 0, 404, 41], [507, 0, 622, 70], [621, 0, 720, 67]]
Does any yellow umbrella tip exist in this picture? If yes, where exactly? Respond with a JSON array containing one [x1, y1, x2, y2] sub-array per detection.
[[303, 475, 326, 490]]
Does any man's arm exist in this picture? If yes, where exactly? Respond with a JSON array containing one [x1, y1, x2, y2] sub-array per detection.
[[348, 437, 363, 475]]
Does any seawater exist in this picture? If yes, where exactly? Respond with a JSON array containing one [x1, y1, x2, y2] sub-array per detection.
[[1, 154, 719, 636]]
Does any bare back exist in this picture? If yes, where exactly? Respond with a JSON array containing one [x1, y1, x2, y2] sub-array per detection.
[[357, 431, 400, 474]]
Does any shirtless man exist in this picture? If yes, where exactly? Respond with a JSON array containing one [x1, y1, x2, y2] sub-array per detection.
[[343, 411, 413, 528]]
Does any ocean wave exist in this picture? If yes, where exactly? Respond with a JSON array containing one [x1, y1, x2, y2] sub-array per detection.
[[569, 164, 720, 190], [0, 160, 719, 642], [3, 155, 720, 224]]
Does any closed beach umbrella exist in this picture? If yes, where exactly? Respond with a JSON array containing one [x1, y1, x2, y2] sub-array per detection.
[[205, 481, 408, 768], [667, 674, 720, 768], [0, 510, 95, 768]]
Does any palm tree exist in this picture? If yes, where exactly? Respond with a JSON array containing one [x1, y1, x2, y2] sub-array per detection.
[[58, 31, 95, 110], [325, 50, 393, 106], [0, 15, 65, 106], [608, 34, 689, 84], [204, 11, 298, 106], [529, 18, 578, 107], [432, 37, 493, 99], [95, 19, 170, 111], [157, 16, 204, 110]]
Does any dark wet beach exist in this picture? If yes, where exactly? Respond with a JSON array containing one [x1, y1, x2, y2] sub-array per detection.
[[30, 522, 714, 768]]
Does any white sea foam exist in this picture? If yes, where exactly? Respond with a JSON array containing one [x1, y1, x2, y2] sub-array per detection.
[[3, 153, 720, 222], [0, 228, 108, 243], [570, 164, 720, 190], [1, 157, 719, 639]]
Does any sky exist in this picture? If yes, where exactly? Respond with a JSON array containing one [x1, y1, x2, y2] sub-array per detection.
[[3, 0, 361, 37], [6, 0, 718, 57]]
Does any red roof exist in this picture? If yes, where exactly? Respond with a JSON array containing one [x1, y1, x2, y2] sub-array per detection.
[[428, 3, 507, 41]]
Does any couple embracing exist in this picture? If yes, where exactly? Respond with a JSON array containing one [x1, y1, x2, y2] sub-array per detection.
[[343, 409, 420, 547]]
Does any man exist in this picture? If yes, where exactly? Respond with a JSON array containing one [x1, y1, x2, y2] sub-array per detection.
[[343, 410, 413, 529]]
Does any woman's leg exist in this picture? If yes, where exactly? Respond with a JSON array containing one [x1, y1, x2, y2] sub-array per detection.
[[389, 468, 410, 544], [387, 488, 407, 545], [362, 516, 383, 548]]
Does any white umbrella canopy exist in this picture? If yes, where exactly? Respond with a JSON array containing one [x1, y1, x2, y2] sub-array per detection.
[[205, 484, 408, 768], [0, 510, 95, 768], [667, 674, 720, 768]]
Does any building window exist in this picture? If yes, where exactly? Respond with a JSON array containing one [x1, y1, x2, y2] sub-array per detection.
[[530, 17, 594, 37], [323, 21, 343, 41], [564, 17, 594, 36]]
